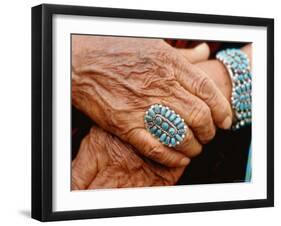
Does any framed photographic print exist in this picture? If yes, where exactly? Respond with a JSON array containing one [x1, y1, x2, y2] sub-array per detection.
[[32, 4, 274, 221]]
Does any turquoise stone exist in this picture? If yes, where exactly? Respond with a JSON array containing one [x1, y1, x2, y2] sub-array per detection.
[[150, 126, 157, 134], [154, 105, 160, 113], [175, 134, 183, 142], [171, 138, 176, 146], [177, 122, 184, 129], [169, 113, 176, 121], [160, 107, 166, 116], [165, 136, 170, 145], [173, 117, 181, 125], [239, 75, 243, 81], [165, 110, 171, 118], [178, 129, 185, 134], [145, 115, 153, 122], [148, 109, 155, 117], [155, 129, 162, 137], [236, 88, 241, 94], [155, 116, 162, 125], [161, 122, 169, 131], [160, 133, 167, 142], [168, 127, 175, 136]]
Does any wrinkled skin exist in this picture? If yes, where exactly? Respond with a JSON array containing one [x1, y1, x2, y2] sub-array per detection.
[[72, 39, 251, 190], [72, 127, 186, 189], [72, 45, 251, 190], [72, 36, 233, 168], [71, 57, 231, 190]]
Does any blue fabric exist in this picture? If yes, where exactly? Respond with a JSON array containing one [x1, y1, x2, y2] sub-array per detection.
[[245, 143, 252, 182]]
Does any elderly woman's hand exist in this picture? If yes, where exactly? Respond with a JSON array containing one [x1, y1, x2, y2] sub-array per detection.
[[72, 36, 232, 168], [195, 44, 252, 103], [72, 127, 187, 189]]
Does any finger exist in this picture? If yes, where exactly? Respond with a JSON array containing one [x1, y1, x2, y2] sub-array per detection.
[[72, 127, 115, 190], [176, 43, 210, 63], [175, 128, 203, 158], [162, 83, 216, 145], [126, 128, 191, 167], [175, 62, 233, 129], [88, 167, 119, 189], [71, 129, 99, 190], [153, 107, 203, 157], [196, 60, 232, 102]]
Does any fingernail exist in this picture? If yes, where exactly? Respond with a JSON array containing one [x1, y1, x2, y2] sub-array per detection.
[[221, 116, 232, 129], [195, 42, 207, 50], [180, 157, 190, 166], [194, 43, 210, 60]]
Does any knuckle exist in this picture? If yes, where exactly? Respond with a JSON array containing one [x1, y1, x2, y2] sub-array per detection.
[[194, 75, 218, 105], [146, 144, 164, 161], [71, 179, 81, 190], [192, 145, 203, 157], [71, 172, 85, 190], [195, 75, 211, 95], [163, 174, 178, 185], [176, 131, 204, 158], [201, 127, 216, 144], [190, 104, 212, 127], [180, 139, 203, 158], [206, 90, 218, 107], [207, 127, 216, 140]]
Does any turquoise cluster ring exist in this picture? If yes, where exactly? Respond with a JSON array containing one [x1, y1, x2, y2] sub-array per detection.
[[144, 104, 188, 147]]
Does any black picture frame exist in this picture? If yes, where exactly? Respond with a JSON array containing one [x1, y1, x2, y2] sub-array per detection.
[[32, 3, 274, 222]]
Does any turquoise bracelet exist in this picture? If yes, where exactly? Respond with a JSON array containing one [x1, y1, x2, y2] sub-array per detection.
[[216, 49, 252, 130]]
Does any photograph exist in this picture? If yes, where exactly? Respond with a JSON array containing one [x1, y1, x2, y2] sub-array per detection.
[[0, 0, 278, 224], [31, 4, 273, 221], [71, 35, 252, 190]]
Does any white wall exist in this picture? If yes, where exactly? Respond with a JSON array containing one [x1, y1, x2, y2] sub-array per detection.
[[0, 0, 279, 225]]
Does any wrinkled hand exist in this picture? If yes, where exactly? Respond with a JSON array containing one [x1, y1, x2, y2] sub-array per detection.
[[196, 44, 252, 102], [72, 127, 187, 189], [72, 36, 232, 168]]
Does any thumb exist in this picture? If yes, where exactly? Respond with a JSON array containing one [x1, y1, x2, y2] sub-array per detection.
[[176, 42, 210, 63]]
